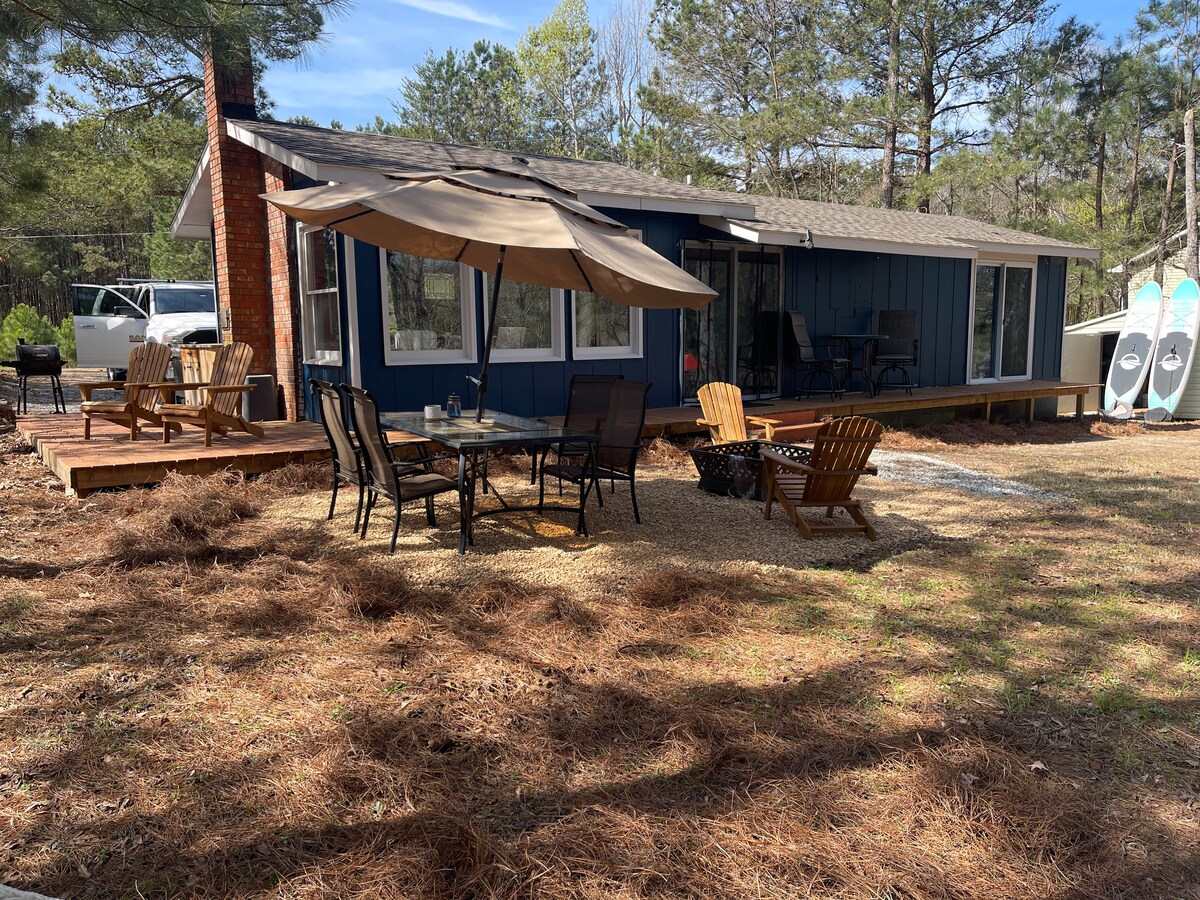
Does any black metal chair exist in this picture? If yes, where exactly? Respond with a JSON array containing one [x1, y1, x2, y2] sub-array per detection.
[[868, 310, 918, 395], [539, 379, 651, 524], [342, 384, 460, 553], [311, 379, 369, 532], [536, 373, 623, 491], [787, 312, 847, 399]]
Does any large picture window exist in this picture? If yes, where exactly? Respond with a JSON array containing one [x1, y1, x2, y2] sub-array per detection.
[[299, 226, 342, 364], [571, 229, 643, 360], [382, 251, 476, 364], [484, 276, 564, 361]]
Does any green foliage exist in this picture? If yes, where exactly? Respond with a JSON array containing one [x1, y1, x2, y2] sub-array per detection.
[[56, 316, 76, 365], [0, 305, 60, 361], [396, 41, 531, 150], [517, 0, 612, 158]]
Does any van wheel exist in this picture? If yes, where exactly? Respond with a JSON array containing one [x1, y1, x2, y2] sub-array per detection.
[[107, 368, 127, 381]]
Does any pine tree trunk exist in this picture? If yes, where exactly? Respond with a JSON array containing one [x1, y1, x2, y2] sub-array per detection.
[[880, 0, 901, 209], [1155, 142, 1179, 285], [915, 15, 935, 214], [1186, 107, 1198, 279]]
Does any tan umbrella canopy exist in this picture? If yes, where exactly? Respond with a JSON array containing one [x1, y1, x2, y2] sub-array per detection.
[[262, 163, 717, 419]]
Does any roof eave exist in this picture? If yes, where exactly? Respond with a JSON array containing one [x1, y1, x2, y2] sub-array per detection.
[[170, 145, 213, 240], [702, 216, 979, 260]]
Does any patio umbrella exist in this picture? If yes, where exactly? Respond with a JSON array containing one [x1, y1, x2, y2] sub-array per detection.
[[262, 162, 717, 420]]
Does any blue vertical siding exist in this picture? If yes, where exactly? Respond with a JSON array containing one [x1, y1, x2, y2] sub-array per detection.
[[1033, 256, 1067, 380], [295, 198, 1071, 418], [779, 248, 975, 395]]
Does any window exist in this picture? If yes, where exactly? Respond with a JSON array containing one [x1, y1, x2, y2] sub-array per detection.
[[299, 226, 342, 364], [483, 275, 564, 361], [571, 229, 644, 360], [971, 261, 1035, 382], [382, 251, 476, 364]]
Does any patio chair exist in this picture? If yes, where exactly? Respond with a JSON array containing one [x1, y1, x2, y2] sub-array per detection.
[[157, 341, 265, 446], [343, 384, 459, 553], [79, 341, 172, 440], [537, 372, 623, 488], [311, 379, 368, 532], [867, 310, 918, 396], [761, 415, 883, 540], [539, 379, 651, 524], [697, 381, 782, 442], [788, 312, 847, 399]]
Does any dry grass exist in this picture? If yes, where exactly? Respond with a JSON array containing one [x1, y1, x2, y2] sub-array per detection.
[[0, 420, 1197, 898]]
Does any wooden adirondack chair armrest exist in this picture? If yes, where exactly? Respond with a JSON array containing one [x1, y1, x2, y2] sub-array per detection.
[[151, 381, 203, 389], [771, 422, 824, 442], [696, 418, 721, 427], [79, 380, 126, 400], [761, 447, 820, 474], [199, 384, 256, 393], [746, 416, 782, 426]]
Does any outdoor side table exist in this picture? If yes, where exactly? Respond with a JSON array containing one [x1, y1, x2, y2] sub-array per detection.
[[379, 410, 600, 554]]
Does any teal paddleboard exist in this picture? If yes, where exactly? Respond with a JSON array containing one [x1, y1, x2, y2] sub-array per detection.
[[1146, 278, 1200, 422], [1103, 281, 1163, 419]]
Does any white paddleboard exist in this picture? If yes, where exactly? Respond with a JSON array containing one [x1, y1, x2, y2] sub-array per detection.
[[1103, 281, 1163, 419], [1146, 278, 1200, 422]]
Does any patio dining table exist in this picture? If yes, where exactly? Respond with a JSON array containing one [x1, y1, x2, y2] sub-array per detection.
[[379, 409, 600, 554]]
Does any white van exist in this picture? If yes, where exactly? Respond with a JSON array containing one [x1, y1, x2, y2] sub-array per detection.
[[72, 281, 219, 378]]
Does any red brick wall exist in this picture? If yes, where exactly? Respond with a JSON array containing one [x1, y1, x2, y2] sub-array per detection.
[[263, 159, 303, 420], [203, 52, 298, 414]]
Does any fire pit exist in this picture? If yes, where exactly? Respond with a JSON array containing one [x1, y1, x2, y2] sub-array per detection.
[[688, 440, 812, 501], [1, 343, 66, 414]]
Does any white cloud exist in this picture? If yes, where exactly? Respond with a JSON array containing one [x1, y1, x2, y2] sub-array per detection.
[[385, 0, 512, 29]]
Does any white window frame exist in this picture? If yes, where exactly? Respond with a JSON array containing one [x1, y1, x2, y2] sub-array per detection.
[[379, 250, 477, 366], [297, 224, 343, 366], [482, 274, 566, 362], [967, 258, 1037, 384], [571, 228, 644, 360]]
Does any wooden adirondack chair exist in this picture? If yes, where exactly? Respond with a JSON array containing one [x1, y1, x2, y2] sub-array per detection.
[[156, 342, 265, 446], [78, 342, 173, 441], [696, 381, 783, 442], [761, 415, 883, 540]]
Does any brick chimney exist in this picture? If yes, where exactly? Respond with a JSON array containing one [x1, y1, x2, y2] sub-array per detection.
[[203, 47, 303, 420]]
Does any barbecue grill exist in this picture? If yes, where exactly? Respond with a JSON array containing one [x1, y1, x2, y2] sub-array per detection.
[[1, 342, 66, 414]]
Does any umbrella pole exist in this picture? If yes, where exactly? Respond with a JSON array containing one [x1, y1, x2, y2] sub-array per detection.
[[474, 245, 507, 422]]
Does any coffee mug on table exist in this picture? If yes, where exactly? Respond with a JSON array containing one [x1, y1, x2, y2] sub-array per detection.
[[424, 404, 441, 420]]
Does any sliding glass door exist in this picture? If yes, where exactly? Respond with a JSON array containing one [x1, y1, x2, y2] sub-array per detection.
[[682, 244, 782, 400], [971, 262, 1035, 382]]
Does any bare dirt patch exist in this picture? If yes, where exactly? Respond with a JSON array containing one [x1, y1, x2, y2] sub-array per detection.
[[0, 421, 1197, 898]]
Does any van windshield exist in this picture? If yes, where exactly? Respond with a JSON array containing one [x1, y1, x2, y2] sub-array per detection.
[[155, 287, 216, 314]]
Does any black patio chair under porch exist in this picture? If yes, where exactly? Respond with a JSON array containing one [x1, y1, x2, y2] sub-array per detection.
[[787, 312, 847, 399], [867, 310, 918, 395]]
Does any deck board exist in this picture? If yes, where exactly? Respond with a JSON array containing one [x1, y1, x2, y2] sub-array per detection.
[[16, 417, 337, 496], [559, 380, 1097, 436]]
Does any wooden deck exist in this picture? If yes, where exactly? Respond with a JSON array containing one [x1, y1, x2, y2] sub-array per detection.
[[637, 380, 1098, 437], [16, 416, 335, 497]]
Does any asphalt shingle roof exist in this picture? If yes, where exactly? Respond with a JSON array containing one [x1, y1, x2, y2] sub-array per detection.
[[231, 118, 1094, 257]]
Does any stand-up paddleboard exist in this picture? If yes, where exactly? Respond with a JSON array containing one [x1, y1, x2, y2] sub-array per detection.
[[1146, 278, 1200, 422], [1103, 281, 1163, 419]]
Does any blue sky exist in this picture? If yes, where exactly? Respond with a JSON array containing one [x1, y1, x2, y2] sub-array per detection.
[[262, 0, 1140, 126]]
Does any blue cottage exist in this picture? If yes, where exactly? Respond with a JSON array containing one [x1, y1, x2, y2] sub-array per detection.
[[174, 107, 1098, 424]]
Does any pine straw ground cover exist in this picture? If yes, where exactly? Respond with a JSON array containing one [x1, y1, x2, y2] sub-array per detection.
[[0, 420, 1197, 899]]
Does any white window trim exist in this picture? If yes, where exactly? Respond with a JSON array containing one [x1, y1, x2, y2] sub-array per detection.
[[379, 250, 477, 366], [967, 259, 1037, 384], [298, 224, 343, 366], [482, 273, 566, 362], [571, 228, 644, 360]]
